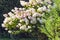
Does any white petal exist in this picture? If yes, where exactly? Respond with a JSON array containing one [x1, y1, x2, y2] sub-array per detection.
[[8, 30, 12, 33], [5, 28, 8, 30], [30, 18, 37, 24], [24, 18, 29, 25], [1, 24, 5, 27], [3, 14, 8, 17], [8, 12, 14, 17], [9, 21, 13, 25], [11, 9, 15, 12], [14, 7, 18, 10], [28, 26, 31, 29], [42, 6, 47, 11], [18, 23, 21, 26], [20, 1, 26, 6]]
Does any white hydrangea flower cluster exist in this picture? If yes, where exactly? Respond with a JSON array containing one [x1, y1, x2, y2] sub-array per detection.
[[20, 0, 52, 6], [2, 0, 53, 34], [20, 0, 53, 12], [2, 7, 43, 34]]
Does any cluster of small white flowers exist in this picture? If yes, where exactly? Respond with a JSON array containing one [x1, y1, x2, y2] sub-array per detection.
[[2, 0, 54, 34], [20, 0, 52, 6], [2, 7, 43, 33], [20, 0, 53, 12]]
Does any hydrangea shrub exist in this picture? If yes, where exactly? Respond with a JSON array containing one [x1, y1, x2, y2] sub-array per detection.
[[1, 0, 60, 40]]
